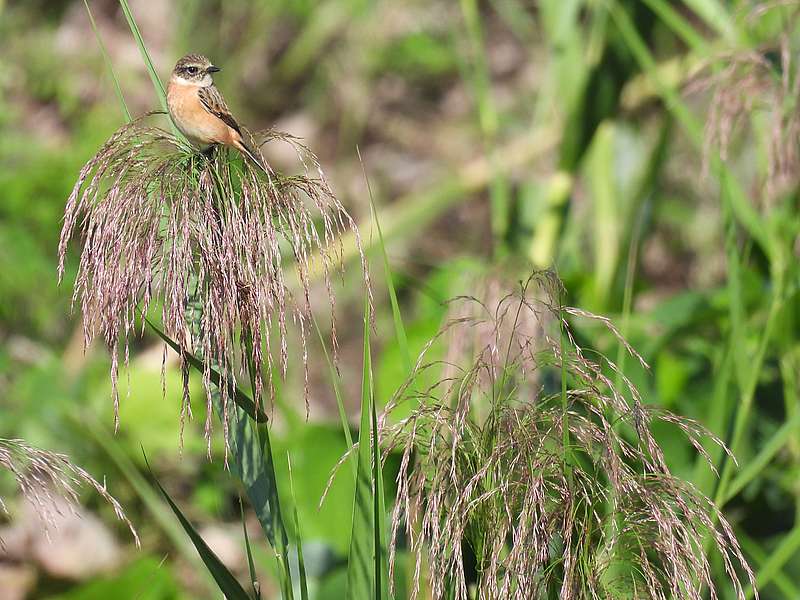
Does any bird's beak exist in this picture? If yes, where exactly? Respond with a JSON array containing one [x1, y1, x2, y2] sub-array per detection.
[[207, 65, 221, 73]]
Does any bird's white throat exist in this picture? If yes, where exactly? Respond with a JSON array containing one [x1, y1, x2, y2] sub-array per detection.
[[171, 74, 213, 87]]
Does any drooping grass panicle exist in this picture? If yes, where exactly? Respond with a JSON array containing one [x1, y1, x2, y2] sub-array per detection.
[[58, 113, 370, 450], [0, 438, 138, 546], [381, 272, 755, 600], [688, 3, 800, 202]]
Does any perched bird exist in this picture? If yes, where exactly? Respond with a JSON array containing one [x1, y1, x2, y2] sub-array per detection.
[[167, 53, 267, 173]]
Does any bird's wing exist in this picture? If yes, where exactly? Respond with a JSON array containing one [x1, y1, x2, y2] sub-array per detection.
[[198, 85, 242, 135]]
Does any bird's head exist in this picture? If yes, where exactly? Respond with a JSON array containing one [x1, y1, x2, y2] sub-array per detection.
[[171, 54, 220, 86]]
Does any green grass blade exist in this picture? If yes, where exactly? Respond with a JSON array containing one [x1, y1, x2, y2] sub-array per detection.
[[145, 455, 252, 600], [587, 122, 619, 310], [78, 413, 217, 593], [116, 0, 184, 138], [725, 411, 800, 503], [746, 522, 800, 598], [560, 298, 572, 481], [240, 498, 262, 600], [370, 348, 389, 600], [680, 0, 738, 44], [738, 532, 800, 598], [233, 414, 294, 599], [347, 294, 376, 598], [459, 0, 510, 254], [691, 346, 735, 496], [608, 1, 788, 517], [287, 456, 309, 600], [118, 0, 167, 112], [238, 332, 294, 599], [641, 0, 708, 52], [83, 0, 131, 123], [145, 317, 268, 423], [346, 291, 389, 599], [312, 315, 357, 478], [714, 292, 783, 508], [358, 147, 412, 375]]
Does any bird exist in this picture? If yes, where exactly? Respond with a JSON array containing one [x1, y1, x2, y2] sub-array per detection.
[[167, 53, 268, 173]]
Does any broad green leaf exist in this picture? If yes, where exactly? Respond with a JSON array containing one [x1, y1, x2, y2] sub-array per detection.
[[587, 121, 618, 310], [275, 423, 353, 553], [46, 556, 181, 600], [229, 409, 293, 598], [148, 313, 293, 596], [237, 331, 294, 599], [78, 414, 215, 593]]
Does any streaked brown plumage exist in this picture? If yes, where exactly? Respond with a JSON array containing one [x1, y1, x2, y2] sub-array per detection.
[[167, 53, 266, 172]]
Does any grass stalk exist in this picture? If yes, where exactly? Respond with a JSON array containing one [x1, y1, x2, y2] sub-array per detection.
[[83, 0, 131, 123], [359, 147, 412, 374], [346, 290, 389, 599], [117, 0, 167, 111], [459, 0, 511, 255]]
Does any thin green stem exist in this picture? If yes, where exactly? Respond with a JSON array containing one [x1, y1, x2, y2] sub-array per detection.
[[459, 0, 511, 255]]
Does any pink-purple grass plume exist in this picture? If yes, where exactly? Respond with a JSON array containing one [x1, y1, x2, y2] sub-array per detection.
[[58, 114, 369, 451], [0, 438, 138, 546], [379, 272, 755, 600], [689, 3, 800, 203]]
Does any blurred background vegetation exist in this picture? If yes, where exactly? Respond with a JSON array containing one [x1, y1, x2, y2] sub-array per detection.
[[1, 0, 799, 598]]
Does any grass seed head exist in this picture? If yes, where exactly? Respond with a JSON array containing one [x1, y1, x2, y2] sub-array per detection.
[[58, 114, 369, 452], [0, 438, 138, 546], [690, 3, 800, 204], [382, 272, 755, 600]]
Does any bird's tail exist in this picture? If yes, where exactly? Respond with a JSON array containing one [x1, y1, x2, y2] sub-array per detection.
[[234, 138, 269, 176]]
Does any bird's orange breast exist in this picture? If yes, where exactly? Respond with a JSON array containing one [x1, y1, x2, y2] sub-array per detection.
[[167, 82, 237, 148]]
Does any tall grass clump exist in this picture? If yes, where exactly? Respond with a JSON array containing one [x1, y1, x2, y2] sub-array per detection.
[[381, 273, 755, 600], [57, 112, 369, 449], [0, 437, 138, 544]]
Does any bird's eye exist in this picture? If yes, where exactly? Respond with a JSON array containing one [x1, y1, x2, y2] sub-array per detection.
[[188, 67, 198, 74]]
